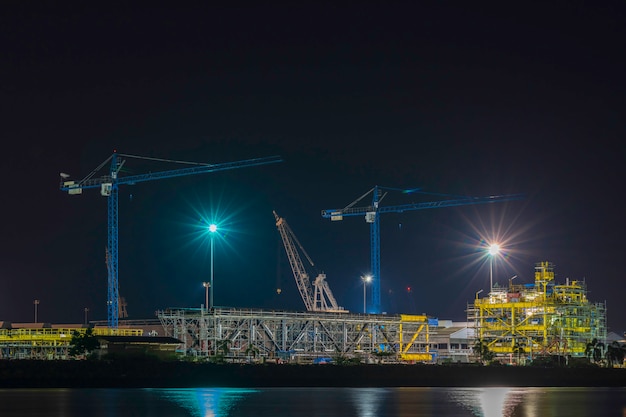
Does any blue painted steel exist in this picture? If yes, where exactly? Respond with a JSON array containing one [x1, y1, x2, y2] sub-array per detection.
[[61, 152, 282, 328], [60, 155, 283, 192], [321, 186, 524, 314], [107, 153, 120, 328], [370, 186, 381, 313]]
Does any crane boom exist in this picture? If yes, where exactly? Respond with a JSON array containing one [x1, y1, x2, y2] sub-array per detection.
[[60, 151, 282, 328], [321, 185, 524, 314], [274, 211, 345, 313], [60, 153, 283, 192]]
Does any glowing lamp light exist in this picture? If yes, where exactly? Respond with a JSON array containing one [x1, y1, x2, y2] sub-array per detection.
[[208, 223, 218, 233], [488, 243, 500, 256]]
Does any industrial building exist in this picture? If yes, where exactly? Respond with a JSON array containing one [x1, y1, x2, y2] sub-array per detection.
[[0, 261, 608, 364], [467, 261, 607, 364], [0, 261, 610, 364]]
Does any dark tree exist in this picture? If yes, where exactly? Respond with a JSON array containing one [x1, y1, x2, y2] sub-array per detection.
[[69, 328, 100, 358]]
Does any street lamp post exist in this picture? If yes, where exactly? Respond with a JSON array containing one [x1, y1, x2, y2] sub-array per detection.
[[84, 307, 89, 325], [509, 274, 518, 289], [203, 281, 210, 312], [208, 223, 218, 309], [361, 275, 372, 313], [488, 243, 500, 291], [33, 299, 40, 323]]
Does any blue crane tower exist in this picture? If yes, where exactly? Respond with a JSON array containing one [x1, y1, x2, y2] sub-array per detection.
[[60, 151, 282, 328], [321, 186, 524, 314]]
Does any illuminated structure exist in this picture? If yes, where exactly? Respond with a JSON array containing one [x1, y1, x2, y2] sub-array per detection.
[[157, 308, 434, 363], [467, 261, 606, 363], [0, 326, 142, 360]]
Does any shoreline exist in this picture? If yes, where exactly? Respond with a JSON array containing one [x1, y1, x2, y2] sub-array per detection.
[[1, 361, 624, 389]]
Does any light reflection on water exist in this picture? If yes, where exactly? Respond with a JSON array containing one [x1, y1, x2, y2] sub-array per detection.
[[1, 386, 625, 416], [151, 386, 626, 417], [350, 387, 387, 417], [150, 387, 257, 417], [448, 387, 526, 417]]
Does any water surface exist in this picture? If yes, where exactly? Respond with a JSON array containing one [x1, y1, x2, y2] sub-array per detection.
[[1, 387, 625, 416]]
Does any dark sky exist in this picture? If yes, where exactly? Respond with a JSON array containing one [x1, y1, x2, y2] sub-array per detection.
[[2, 2, 625, 333]]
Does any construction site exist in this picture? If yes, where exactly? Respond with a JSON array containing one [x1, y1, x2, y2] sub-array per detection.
[[0, 260, 607, 365], [0, 153, 610, 364]]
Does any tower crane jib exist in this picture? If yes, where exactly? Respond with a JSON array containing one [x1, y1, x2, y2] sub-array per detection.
[[60, 151, 282, 328], [321, 185, 524, 314]]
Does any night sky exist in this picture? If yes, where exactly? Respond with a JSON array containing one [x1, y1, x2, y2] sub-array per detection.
[[2, 2, 625, 333]]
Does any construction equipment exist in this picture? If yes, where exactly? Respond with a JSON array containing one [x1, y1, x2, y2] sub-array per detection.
[[321, 186, 524, 314], [274, 211, 345, 313], [60, 151, 282, 328]]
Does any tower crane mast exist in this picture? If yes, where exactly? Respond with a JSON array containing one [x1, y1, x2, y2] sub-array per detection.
[[274, 211, 345, 313], [60, 151, 282, 328], [322, 185, 524, 314]]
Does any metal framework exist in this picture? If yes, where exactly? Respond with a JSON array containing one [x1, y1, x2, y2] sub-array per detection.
[[0, 327, 142, 360], [467, 261, 606, 363], [157, 307, 433, 363], [60, 152, 282, 328], [321, 186, 524, 314]]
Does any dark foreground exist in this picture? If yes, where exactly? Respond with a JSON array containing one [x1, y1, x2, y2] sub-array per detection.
[[1, 360, 624, 388]]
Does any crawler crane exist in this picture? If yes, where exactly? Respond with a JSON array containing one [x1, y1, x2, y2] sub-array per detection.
[[274, 211, 345, 313]]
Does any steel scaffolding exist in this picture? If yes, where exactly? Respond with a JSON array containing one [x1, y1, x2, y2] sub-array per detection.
[[0, 327, 142, 360], [467, 261, 606, 363], [157, 307, 433, 363]]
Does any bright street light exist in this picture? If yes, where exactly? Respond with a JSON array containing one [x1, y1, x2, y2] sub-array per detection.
[[487, 243, 500, 291], [361, 275, 372, 313]]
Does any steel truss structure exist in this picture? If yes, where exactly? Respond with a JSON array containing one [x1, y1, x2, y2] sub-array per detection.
[[0, 327, 142, 360], [467, 261, 606, 363], [157, 308, 433, 362]]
